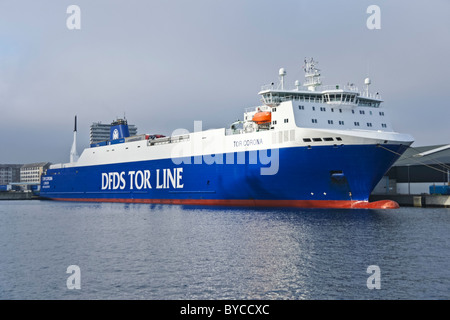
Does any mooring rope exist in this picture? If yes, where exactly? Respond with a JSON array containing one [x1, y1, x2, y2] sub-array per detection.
[[377, 144, 450, 176]]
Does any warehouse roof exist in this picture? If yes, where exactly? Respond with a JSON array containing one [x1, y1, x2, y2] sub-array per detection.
[[393, 144, 450, 167], [21, 162, 51, 169]]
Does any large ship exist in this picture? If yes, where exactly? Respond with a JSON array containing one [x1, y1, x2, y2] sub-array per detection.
[[40, 59, 414, 208]]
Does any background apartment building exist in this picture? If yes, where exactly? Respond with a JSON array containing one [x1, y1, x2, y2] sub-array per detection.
[[20, 162, 51, 184], [0, 164, 22, 184]]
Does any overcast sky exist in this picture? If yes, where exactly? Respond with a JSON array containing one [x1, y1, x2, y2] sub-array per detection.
[[1, 0, 449, 164]]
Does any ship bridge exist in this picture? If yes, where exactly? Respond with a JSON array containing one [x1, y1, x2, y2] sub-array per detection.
[[258, 84, 382, 109], [258, 58, 382, 109]]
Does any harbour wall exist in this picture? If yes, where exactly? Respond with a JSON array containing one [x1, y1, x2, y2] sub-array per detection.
[[0, 192, 34, 200], [370, 194, 450, 208]]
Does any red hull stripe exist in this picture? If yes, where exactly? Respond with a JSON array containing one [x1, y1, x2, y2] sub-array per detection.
[[50, 198, 399, 209]]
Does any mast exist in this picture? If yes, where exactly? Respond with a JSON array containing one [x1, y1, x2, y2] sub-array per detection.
[[70, 115, 79, 163], [303, 58, 322, 91]]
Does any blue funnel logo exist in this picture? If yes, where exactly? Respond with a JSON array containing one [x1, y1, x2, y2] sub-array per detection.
[[110, 119, 130, 141]]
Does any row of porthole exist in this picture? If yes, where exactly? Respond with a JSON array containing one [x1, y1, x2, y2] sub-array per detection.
[[93, 139, 190, 154], [302, 105, 384, 114], [303, 137, 343, 143], [93, 145, 142, 154]]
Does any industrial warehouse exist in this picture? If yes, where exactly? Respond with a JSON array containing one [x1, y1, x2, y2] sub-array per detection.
[[371, 144, 450, 207]]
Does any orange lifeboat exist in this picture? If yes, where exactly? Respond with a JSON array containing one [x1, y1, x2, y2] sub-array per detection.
[[252, 111, 271, 124]]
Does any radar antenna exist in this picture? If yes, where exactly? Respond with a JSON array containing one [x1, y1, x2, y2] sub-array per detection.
[[303, 58, 322, 91]]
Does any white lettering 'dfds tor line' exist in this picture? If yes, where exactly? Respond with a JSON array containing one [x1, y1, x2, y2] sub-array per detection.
[[101, 168, 184, 191]]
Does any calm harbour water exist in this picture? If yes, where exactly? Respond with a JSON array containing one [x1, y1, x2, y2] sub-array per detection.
[[0, 200, 449, 300]]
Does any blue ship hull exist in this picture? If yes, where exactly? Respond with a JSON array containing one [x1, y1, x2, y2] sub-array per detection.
[[40, 143, 408, 208]]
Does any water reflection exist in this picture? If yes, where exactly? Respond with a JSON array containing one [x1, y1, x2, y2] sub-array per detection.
[[0, 201, 449, 299]]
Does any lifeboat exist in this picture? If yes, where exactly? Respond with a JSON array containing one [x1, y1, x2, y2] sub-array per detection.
[[252, 111, 271, 124]]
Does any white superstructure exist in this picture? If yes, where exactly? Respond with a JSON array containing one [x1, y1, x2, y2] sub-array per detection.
[[51, 58, 413, 170]]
